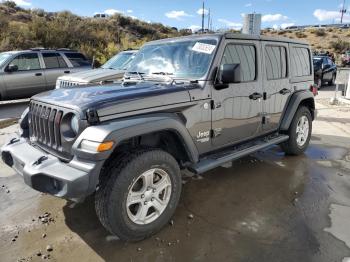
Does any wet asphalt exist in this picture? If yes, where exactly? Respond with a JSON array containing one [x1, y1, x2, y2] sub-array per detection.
[[1, 92, 350, 262]]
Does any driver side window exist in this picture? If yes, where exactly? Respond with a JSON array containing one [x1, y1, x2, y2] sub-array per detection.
[[221, 44, 256, 82], [10, 53, 41, 71]]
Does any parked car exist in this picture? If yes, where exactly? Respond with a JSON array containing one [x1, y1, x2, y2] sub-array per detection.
[[1, 33, 317, 241], [313, 55, 337, 88], [56, 50, 137, 89], [341, 51, 350, 67], [0, 48, 91, 100]]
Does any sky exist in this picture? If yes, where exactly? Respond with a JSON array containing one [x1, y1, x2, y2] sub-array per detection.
[[4, 0, 350, 31]]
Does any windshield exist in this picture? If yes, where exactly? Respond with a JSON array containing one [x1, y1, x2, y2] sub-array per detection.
[[127, 38, 218, 79], [0, 52, 12, 67], [101, 52, 136, 70]]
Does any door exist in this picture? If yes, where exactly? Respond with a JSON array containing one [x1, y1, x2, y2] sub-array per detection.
[[325, 58, 335, 81], [42, 52, 71, 90], [261, 42, 291, 132], [211, 40, 263, 148], [4, 53, 46, 99]]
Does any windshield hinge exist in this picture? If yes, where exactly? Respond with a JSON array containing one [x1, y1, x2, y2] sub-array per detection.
[[86, 109, 100, 125]]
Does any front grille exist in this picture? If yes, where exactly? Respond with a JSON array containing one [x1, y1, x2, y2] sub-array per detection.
[[29, 101, 66, 158], [58, 80, 81, 88]]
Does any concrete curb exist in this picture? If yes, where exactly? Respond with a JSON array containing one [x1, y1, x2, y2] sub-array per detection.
[[338, 97, 350, 105], [0, 118, 19, 129]]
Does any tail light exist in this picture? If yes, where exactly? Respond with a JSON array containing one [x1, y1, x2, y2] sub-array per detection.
[[310, 84, 318, 96]]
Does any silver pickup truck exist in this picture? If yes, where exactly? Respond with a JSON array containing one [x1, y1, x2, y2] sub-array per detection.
[[56, 50, 137, 88], [0, 49, 91, 100]]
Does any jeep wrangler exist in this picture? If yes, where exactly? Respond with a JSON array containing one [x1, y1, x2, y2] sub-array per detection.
[[1, 33, 317, 241]]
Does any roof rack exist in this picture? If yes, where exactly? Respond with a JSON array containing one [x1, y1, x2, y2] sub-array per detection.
[[29, 48, 77, 52], [30, 47, 47, 51]]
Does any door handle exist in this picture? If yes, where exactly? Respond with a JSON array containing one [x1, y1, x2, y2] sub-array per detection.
[[279, 88, 291, 95], [35, 73, 42, 76], [64, 70, 70, 74], [249, 92, 263, 100]]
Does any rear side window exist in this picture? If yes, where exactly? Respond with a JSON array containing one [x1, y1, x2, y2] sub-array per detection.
[[265, 46, 287, 80], [64, 53, 90, 67], [10, 53, 41, 71], [43, 53, 67, 69], [291, 47, 311, 77], [221, 44, 256, 82]]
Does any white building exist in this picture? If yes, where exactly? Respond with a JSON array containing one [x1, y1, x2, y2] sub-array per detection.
[[242, 13, 262, 35]]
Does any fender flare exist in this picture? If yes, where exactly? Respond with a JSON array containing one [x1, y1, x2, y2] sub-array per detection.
[[72, 113, 199, 163], [280, 90, 315, 131]]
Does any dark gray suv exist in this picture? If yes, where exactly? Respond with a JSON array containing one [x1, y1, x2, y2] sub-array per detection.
[[1, 33, 317, 241], [0, 49, 91, 100]]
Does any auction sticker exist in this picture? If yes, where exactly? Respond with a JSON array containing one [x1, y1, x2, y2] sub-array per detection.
[[192, 42, 216, 54]]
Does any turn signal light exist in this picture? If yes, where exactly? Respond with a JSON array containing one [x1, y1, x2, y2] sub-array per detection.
[[80, 140, 114, 152], [97, 141, 114, 152]]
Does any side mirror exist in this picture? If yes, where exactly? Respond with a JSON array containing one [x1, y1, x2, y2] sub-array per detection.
[[5, 64, 18, 73], [218, 64, 241, 84]]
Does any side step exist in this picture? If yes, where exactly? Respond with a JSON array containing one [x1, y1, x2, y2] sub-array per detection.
[[189, 135, 289, 174]]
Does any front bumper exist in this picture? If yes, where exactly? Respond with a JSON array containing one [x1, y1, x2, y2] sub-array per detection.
[[1, 137, 102, 200]]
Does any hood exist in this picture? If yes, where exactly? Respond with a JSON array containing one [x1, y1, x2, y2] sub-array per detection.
[[58, 68, 125, 83], [32, 82, 193, 119]]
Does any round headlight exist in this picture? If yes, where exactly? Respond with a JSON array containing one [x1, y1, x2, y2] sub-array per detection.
[[71, 115, 79, 135]]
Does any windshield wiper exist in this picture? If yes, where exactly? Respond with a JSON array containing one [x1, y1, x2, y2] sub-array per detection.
[[151, 72, 174, 76], [126, 71, 146, 81]]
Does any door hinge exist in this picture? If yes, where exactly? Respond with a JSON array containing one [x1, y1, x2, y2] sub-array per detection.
[[210, 100, 215, 110], [210, 129, 214, 138]]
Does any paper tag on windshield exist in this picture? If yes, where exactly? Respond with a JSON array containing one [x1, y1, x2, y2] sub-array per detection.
[[192, 42, 216, 54]]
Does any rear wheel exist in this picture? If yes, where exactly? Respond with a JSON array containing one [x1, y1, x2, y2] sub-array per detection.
[[281, 106, 312, 155], [95, 149, 181, 241]]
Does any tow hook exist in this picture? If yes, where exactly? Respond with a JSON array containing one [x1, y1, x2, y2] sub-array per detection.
[[33, 156, 48, 166], [8, 138, 20, 145]]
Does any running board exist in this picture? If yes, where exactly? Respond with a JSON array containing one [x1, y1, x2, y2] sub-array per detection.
[[189, 135, 289, 174]]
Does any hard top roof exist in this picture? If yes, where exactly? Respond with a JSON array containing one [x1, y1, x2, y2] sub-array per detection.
[[146, 32, 309, 46]]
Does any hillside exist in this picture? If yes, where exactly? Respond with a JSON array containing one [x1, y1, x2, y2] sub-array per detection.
[[0, 1, 187, 64], [263, 27, 350, 63]]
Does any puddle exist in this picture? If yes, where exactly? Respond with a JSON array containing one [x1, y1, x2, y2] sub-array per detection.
[[325, 204, 350, 249], [305, 145, 348, 161]]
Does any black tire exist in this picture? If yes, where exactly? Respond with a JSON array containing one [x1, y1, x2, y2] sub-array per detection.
[[95, 149, 181, 241], [316, 77, 322, 89], [281, 106, 312, 156], [328, 74, 335, 86]]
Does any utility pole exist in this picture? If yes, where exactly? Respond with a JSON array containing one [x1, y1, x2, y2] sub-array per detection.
[[340, 0, 347, 24], [207, 8, 211, 31], [201, 1, 205, 33]]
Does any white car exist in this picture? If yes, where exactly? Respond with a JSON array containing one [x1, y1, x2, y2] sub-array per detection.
[[56, 50, 137, 89]]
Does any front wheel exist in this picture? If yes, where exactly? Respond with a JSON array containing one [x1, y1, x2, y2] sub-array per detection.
[[95, 149, 182, 241], [281, 106, 312, 155]]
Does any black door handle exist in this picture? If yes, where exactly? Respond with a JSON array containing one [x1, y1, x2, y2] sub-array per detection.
[[35, 73, 42, 76], [249, 92, 263, 100], [279, 88, 291, 95], [64, 70, 70, 74]]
